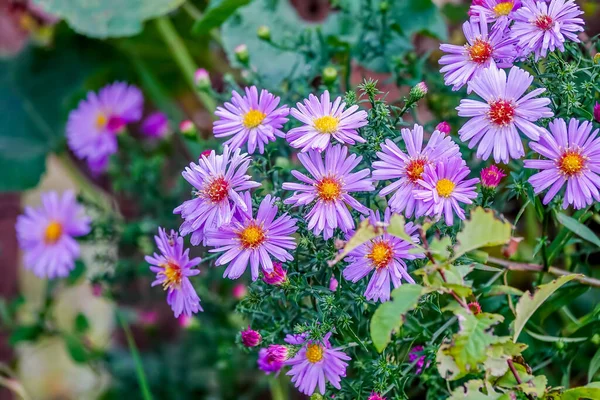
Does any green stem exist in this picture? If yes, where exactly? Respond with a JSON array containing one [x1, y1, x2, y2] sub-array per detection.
[[268, 374, 288, 400], [117, 311, 153, 400]]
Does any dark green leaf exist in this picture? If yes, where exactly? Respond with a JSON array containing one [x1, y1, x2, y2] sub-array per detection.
[[193, 0, 252, 35], [9, 325, 42, 345], [556, 212, 600, 248], [74, 313, 90, 334], [63, 333, 90, 363]]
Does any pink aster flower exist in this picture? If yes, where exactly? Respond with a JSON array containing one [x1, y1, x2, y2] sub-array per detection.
[[414, 157, 479, 226], [258, 348, 284, 375], [510, 0, 584, 61], [263, 261, 288, 285], [469, 0, 522, 24], [481, 165, 506, 188], [66, 82, 143, 173], [146, 228, 202, 318], [16, 191, 91, 279], [141, 111, 170, 139], [343, 209, 424, 303], [266, 344, 289, 363], [287, 91, 368, 152], [368, 392, 387, 400], [241, 327, 262, 347], [214, 86, 289, 154], [372, 124, 460, 217], [524, 118, 600, 209], [206, 193, 297, 281], [439, 15, 516, 91], [408, 345, 429, 374], [286, 332, 351, 396], [282, 145, 374, 240], [457, 65, 553, 163], [174, 146, 261, 246]]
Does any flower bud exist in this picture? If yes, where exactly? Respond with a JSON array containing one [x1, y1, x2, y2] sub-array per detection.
[[241, 326, 262, 347], [592, 334, 600, 345], [200, 149, 212, 158], [368, 392, 387, 400], [266, 344, 289, 363], [322, 66, 338, 85], [594, 102, 600, 123], [468, 301, 482, 315], [179, 119, 197, 140], [232, 283, 247, 299], [409, 82, 428, 102], [379, 2, 389, 12], [594, 53, 600, 64], [310, 394, 324, 400], [141, 111, 170, 139], [480, 165, 506, 189], [263, 262, 288, 286], [435, 121, 451, 135], [329, 276, 338, 292], [235, 44, 249, 64], [257, 25, 271, 41], [194, 68, 211, 90]]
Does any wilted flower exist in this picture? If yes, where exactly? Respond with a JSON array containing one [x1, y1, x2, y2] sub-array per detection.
[[435, 121, 451, 135], [468, 301, 482, 315], [141, 111, 170, 139], [241, 327, 262, 347], [480, 165, 506, 188], [263, 262, 288, 285]]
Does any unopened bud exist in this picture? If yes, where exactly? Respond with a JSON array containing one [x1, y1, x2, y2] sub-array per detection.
[[194, 68, 211, 90], [322, 66, 338, 85], [409, 82, 428, 102], [435, 121, 451, 135], [235, 44, 249, 64], [179, 120, 197, 139], [257, 25, 271, 41]]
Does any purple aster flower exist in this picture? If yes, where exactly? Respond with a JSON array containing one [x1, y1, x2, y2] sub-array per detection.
[[241, 326, 262, 347], [510, 0, 584, 61], [286, 332, 351, 396], [594, 102, 600, 123], [282, 145, 374, 240], [408, 345, 429, 374], [146, 228, 202, 318], [524, 118, 600, 209], [214, 86, 289, 154], [285, 333, 308, 345], [457, 65, 553, 163], [141, 111, 170, 139], [342, 209, 424, 303], [287, 90, 368, 152], [470, 0, 522, 24], [258, 348, 283, 375], [372, 124, 460, 217], [174, 146, 261, 246], [414, 157, 479, 226], [439, 15, 516, 91], [66, 82, 143, 173], [16, 191, 91, 279], [205, 193, 297, 281]]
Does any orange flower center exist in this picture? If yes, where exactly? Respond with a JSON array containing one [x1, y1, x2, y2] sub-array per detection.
[[493, 1, 514, 16], [488, 100, 515, 126], [239, 223, 266, 249], [96, 113, 108, 129], [558, 151, 585, 177], [316, 176, 342, 202], [468, 38, 493, 64], [44, 221, 63, 244], [159, 261, 183, 290], [243, 109, 266, 129], [535, 15, 554, 31], [436, 178, 456, 198], [314, 116, 339, 134], [306, 344, 324, 363], [204, 177, 230, 203], [368, 240, 394, 269], [406, 158, 427, 183]]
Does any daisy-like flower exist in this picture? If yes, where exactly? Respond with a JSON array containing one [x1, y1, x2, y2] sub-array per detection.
[[214, 86, 290, 154], [414, 157, 479, 226], [66, 82, 143, 173], [343, 209, 424, 303], [439, 16, 516, 91], [145, 228, 202, 318], [372, 124, 460, 217], [174, 146, 261, 246], [511, 0, 584, 61], [205, 193, 297, 281], [286, 91, 368, 152], [524, 118, 600, 209], [16, 191, 91, 279], [282, 145, 374, 240], [457, 65, 553, 163], [470, 0, 522, 24], [286, 332, 351, 396], [481, 165, 506, 188]]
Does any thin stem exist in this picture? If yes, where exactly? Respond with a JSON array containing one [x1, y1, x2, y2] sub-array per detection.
[[507, 359, 523, 384], [117, 311, 153, 400]]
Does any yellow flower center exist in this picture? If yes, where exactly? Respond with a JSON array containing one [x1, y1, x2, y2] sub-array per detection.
[[204, 176, 230, 203], [406, 158, 427, 183], [493, 1, 514, 16], [243, 109, 266, 129], [558, 151, 585, 177], [368, 240, 394, 269], [316, 177, 342, 202], [468, 38, 493, 64], [159, 261, 183, 290], [313, 116, 339, 134], [306, 344, 324, 363], [44, 221, 63, 244], [239, 224, 266, 249], [96, 113, 108, 129], [436, 178, 455, 198]]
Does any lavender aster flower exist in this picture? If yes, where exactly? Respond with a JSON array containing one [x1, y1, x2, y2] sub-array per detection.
[[511, 0, 584, 61], [457, 65, 553, 163], [282, 145, 374, 240], [439, 16, 516, 91], [286, 332, 350, 396], [174, 146, 261, 246], [16, 191, 91, 279], [258, 348, 283, 375], [414, 158, 479, 226], [524, 118, 600, 209], [287, 91, 368, 152], [66, 82, 143, 173], [343, 209, 424, 303], [145, 228, 202, 318], [141, 111, 170, 139], [372, 124, 460, 217], [470, 0, 522, 24], [285, 333, 308, 345], [214, 86, 290, 154], [206, 193, 297, 281]]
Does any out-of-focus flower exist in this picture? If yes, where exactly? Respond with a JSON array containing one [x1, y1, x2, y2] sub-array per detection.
[[138, 310, 158, 326], [480, 165, 506, 188], [469, 0, 522, 24], [179, 119, 196, 137], [263, 262, 288, 286], [235, 44, 249, 63], [435, 121, 451, 135], [258, 348, 283, 374], [285, 332, 308, 345], [322, 66, 338, 84], [257, 25, 271, 41], [241, 326, 262, 347], [141, 111, 170, 139], [16, 191, 91, 279], [329, 276, 338, 292], [368, 392, 387, 400], [408, 345, 429, 374], [232, 283, 247, 299], [594, 102, 600, 123], [194, 68, 210, 89]]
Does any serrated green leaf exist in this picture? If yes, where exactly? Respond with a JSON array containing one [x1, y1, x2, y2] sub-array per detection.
[[560, 383, 600, 400], [484, 339, 527, 377], [448, 380, 502, 400], [556, 212, 600, 248], [193, 0, 252, 35], [517, 375, 547, 397], [437, 343, 465, 381], [454, 207, 512, 260]]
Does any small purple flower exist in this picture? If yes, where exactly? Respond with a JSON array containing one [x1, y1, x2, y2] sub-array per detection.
[[408, 345, 429, 374], [282, 145, 374, 240], [511, 0, 584, 61], [329, 276, 339, 292], [368, 392, 387, 400], [594, 102, 600, 123], [481, 165, 506, 188], [16, 191, 91, 279], [287, 91, 368, 152], [343, 209, 424, 303], [439, 15, 516, 91], [66, 82, 143, 173], [206, 193, 297, 281], [285, 333, 308, 345], [214, 86, 289, 154], [414, 158, 479, 226], [266, 344, 289, 363], [174, 146, 261, 246], [263, 261, 288, 285], [457, 65, 553, 163], [372, 124, 460, 217], [141, 111, 170, 139], [146, 228, 202, 318], [241, 327, 262, 347], [286, 332, 351, 396], [258, 348, 283, 374], [436, 121, 451, 135], [524, 118, 600, 209], [469, 0, 522, 24]]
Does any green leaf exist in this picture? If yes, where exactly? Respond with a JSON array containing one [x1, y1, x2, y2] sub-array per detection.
[[388, 214, 426, 252], [588, 347, 600, 383], [454, 207, 512, 260], [370, 284, 424, 352], [329, 218, 383, 266], [74, 313, 90, 334], [33, 0, 185, 38], [524, 329, 587, 343], [193, 0, 252, 35], [517, 375, 547, 397], [513, 274, 581, 342], [63, 333, 90, 363], [9, 325, 42, 345], [484, 339, 527, 377], [391, 0, 448, 40], [561, 384, 600, 400], [556, 212, 600, 248], [448, 380, 502, 400], [437, 344, 465, 381]]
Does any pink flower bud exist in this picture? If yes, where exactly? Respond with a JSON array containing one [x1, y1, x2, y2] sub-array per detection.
[[329, 277, 338, 292], [435, 121, 451, 135], [263, 262, 287, 286], [594, 102, 600, 123], [200, 149, 212, 158], [179, 120, 195, 134], [368, 392, 386, 400], [232, 283, 247, 299], [480, 165, 506, 188], [408, 345, 430, 374], [194, 68, 210, 87], [241, 326, 262, 347], [266, 344, 289, 363], [468, 301, 482, 315]]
